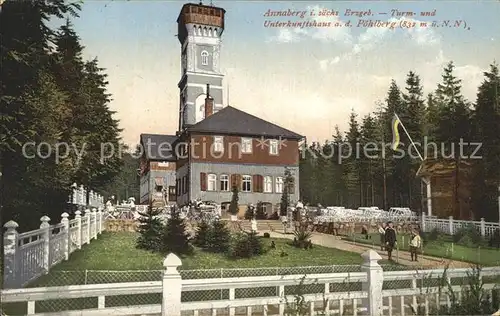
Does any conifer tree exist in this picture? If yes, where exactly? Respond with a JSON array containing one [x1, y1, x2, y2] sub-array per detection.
[[136, 204, 164, 251], [162, 206, 193, 255], [345, 110, 361, 207], [193, 220, 211, 248], [471, 63, 500, 221], [228, 185, 239, 215], [280, 168, 293, 215], [206, 219, 231, 253]]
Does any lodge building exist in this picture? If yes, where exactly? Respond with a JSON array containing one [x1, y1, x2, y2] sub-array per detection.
[[139, 2, 304, 214]]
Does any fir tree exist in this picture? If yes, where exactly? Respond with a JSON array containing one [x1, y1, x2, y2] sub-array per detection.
[[193, 220, 211, 248], [136, 204, 164, 252], [280, 168, 293, 216], [345, 110, 361, 207], [471, 63, 500, 221], [206, 219, 231, 253], [162, 206, 193, 255], [228, 185, 239, 215]]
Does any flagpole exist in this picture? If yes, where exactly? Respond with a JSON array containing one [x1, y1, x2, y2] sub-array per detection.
[[395, 113, 424, 161]]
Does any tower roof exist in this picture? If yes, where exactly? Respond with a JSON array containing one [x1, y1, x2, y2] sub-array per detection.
[[176, 2, 226, 24]]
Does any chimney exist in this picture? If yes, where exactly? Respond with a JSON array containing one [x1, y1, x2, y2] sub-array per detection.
[[204, 84, 214, 118]]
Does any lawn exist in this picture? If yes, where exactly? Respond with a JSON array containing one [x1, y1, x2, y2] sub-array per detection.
[[45, 231, 394, 271], [28, 231, 402, 288], [343, 233, 500, 266]]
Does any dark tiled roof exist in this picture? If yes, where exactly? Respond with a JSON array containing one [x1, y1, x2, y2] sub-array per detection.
[[187, 106, 303, 139], [140, 134, 178, 161], [416, 158, 474, 177]]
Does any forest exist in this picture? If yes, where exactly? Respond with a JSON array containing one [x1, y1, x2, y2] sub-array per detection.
[[0, 1, 137, 230], [299, 63, 500, 222]]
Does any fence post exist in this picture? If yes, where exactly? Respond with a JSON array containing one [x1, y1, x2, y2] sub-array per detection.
[[421, 212, 426, 232], [361, 249, 383, 316], [161, 253, 182, 316], [40, 216, 51, 274], [480, 218, 486, 237], [448, 216, 454, 235], [3, 220, 19, 288], [61, 212, 70, 261], [92, 209, 98, 239], [97, 208, 103, 234], [85, 209, 91, 244], [75, 210, 82, 249]]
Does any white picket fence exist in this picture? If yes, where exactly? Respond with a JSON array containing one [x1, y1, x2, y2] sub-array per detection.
[[421, 213, 500, 238], [68, 184, 105, 207], [2, 210, 106, 289], [1, 250, 499, 316]]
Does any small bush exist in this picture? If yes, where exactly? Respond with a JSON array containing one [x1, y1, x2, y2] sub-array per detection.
[[453, 225, 484, 247], [263, 232, 270, 238], [193, 220, 210, 247], [136, 204, 164, 252], [206, 220, 231, 253], [488, 229, 500, 248], [229, 231, 264, 258], [161, 206, 193, 255], [292, 224, 312, 249]]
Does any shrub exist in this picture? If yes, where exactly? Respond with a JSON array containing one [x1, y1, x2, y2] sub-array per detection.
[[136, 204, 164, 252], [453, 225, 484, 247], [228, 185, 239, 215], [488, 228, 500, 248], [229, 231, 264, 258], [292, 223, 312, 249], [161, 206, 193, 255], [206, 219, 231, 253], [263, 232, 270, 238], [193, 220, 210, 248]]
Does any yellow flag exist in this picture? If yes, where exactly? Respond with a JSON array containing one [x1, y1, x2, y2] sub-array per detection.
[[391, 114, 401, 151]]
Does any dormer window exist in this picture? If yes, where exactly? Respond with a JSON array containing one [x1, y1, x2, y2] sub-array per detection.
[[201, 50, 209, 66], [241, 138, 252, 154], [269, 139, 279, 155]]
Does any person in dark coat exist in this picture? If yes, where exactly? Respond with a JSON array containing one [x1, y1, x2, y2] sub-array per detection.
[[384, 221, 397, 260]]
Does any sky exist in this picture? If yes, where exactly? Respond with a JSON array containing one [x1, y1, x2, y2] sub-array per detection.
[[64, 0, 500, 146]]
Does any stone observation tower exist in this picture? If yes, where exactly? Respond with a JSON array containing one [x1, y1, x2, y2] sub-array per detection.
[[177, 2, 226, 131]]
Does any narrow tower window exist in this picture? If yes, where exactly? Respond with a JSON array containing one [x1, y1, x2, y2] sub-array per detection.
[[201, 50, 209, 66]]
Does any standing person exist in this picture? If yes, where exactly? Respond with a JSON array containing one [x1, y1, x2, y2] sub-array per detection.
[[385, 221, 397, 261], [409, 230, 422, 262], [378, 223, 386, 251]]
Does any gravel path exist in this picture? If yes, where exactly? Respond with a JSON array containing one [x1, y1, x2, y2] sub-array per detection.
[[266, 231, 472, 269]]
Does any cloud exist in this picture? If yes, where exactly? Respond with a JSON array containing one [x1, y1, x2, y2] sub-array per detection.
[[267, 29, 301, 43], [319, 16, 441, 70]]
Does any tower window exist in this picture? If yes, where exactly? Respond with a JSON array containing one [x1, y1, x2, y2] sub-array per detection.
[[201, 50, 209, 66]]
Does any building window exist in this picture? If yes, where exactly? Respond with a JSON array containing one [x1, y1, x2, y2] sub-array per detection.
[[269, 139, 279, 155], [242, 175, 252, 192], [158, 162, 169, 167], [220, 174, 229, 191], [183, 176, 188, 194], [201, 50, 209, 65], [264, 176, 273, 193], [168, 186, 176, 202], [241, 138, 252, 154], [207, 174, 217, 191], [275, 177, 284, 193], [213, 136, 223, 153]]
